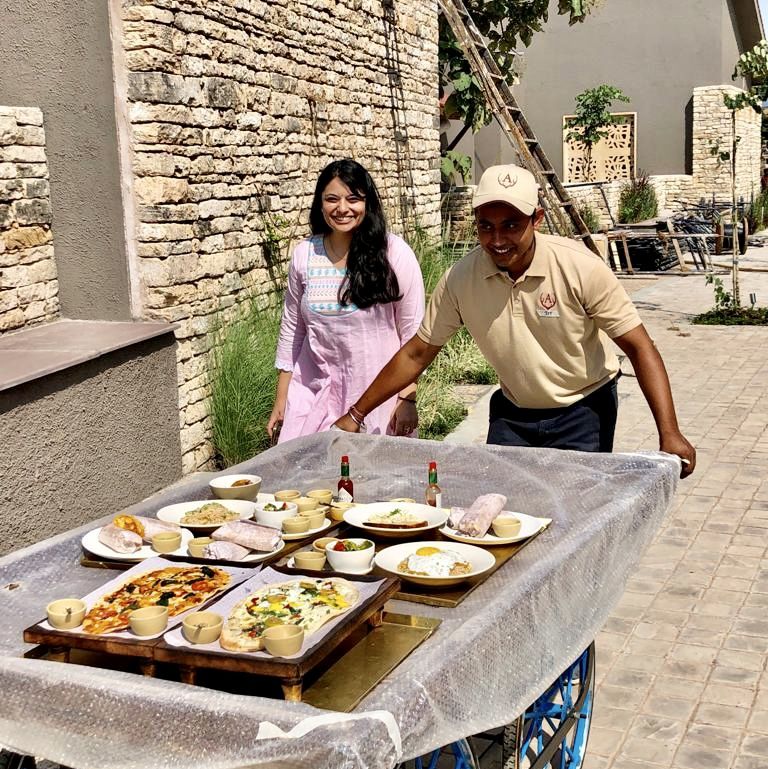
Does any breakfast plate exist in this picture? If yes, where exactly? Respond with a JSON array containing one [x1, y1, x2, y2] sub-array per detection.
[[344, 502, 449, 539], [374, 540, 495, 587], [233, 540, 285, 563], [440, 512, 552, 546], [156, 500, 257, 531], [281, 518, 333, 541], [82, 527, 194, 562]]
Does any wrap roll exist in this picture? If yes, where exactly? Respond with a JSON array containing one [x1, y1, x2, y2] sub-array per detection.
[[455, 493, 507, 537], [113, 514, 181, 542], [211, 520, 281, 552], [203, 541, 251, 561], [98, 523, 142, 554]]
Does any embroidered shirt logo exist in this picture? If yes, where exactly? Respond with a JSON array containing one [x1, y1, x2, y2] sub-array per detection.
[[497, 171, 518, 188], [536, 291, 560, 318]]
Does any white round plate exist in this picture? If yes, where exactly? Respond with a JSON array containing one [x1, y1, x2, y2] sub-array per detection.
[[82, 527, 194, 562], [374, 540, 495, 586], [344, 502, 449, 539], [155, 499, 257, 531], [440, 512, 545, 546], [281, 517, 333, 541]]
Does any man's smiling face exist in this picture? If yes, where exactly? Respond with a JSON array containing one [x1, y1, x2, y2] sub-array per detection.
[[475, 202, 544, 278]]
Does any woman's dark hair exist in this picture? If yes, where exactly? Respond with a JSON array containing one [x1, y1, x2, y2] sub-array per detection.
[[309, 159, 401, 309]]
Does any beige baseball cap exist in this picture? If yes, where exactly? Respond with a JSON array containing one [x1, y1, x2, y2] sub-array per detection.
[[473, 164, 539, 215]]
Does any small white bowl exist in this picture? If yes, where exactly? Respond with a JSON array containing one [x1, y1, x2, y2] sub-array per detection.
[[182, 611, 223, 644], [325, 538, 375, 574], [46, 599, 86, 629], [129, 606, 169, 636], [255, 501, 298, 529], [209, 474, 262, 501]]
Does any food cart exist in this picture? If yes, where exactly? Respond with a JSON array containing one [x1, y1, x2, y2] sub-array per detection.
[[0, 433, 679, 769]]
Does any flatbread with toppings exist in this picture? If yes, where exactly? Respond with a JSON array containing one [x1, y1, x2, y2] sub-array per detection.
[[366, 508, 428, 529], [220, 578, 359, 652], [81, 566, 231, 635]]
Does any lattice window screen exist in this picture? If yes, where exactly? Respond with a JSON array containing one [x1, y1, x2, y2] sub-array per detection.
[[563, 112, 636, 183]]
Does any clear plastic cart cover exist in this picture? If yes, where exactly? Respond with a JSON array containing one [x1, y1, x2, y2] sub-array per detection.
[[0, 433, 678, 769]]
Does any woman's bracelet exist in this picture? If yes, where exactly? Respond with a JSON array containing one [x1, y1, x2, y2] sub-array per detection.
[[347, 405, 367, 429], [397, 394, 417, 403]]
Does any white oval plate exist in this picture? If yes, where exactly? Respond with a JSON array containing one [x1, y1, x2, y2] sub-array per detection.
[[82, 527, 194, 562], [281, 518, 333, 541], [374, 540, 496, 586], [440, 512, 551, 546], [156, 499, 257, 531], [344, 502, 449, 539], [214, 540, 285, 563]]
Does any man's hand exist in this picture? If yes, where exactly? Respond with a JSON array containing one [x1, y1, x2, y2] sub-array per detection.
[[660, 431, 696, 479], [334, 413, 361, 433], [388, 398, 418, 436]]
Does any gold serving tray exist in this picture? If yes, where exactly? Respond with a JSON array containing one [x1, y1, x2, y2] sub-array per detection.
[[302, 612, 441, 711]]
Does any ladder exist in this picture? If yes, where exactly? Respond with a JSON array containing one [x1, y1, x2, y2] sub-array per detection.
[[439, 0, 599, 255]]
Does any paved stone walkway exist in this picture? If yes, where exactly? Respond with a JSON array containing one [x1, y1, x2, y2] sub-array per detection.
[[445, 249, 768, 769]]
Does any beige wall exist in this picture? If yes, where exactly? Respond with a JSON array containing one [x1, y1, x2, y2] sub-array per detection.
[[116, 0, 441, 472], [0, 334, 181, 555]]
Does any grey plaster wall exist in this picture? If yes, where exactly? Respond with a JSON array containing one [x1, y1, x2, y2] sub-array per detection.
[[0, 335, 182, 555], [0, 0, 131, 320], [452, 0, 755, 181]]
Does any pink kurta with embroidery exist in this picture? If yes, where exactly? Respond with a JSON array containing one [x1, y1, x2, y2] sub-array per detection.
[[275, 233, 425, 442]]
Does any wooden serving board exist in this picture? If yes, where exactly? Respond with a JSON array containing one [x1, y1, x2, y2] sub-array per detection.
[[276, 523, 547, 608], [25, 567, 400, 703]]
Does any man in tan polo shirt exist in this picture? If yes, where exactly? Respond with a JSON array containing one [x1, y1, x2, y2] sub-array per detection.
[[335, 164, 695, 477]]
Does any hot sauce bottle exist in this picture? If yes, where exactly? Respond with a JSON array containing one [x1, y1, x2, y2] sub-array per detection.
[[425, 461, 442, 508], [338, 455, 354, 502]]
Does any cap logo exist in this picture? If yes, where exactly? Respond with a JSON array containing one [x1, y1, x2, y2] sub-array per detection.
[[497, 171, 518, 188]]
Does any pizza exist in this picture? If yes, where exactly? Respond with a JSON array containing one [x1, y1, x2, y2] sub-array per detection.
[[220, 578, 359, 652], [82, 565, 231, 635]]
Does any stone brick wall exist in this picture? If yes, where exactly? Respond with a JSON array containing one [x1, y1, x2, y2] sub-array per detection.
[[0, 107, 59, 334], [691, 85, 762, 204], [118, 0, 440, 472]]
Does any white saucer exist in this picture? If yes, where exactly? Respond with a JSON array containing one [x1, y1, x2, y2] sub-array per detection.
[[439, 512, 551, 546], [82, 527, 193, 562], [281, 517, 332, 541]]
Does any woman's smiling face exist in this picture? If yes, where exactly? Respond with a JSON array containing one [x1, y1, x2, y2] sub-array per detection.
[[321, 177, 367, 234]]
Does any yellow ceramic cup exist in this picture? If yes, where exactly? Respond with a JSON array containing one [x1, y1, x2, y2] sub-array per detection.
[[492, 515, 522, 539], [46, 599, 86, 630], [274, 489, 301, 502], [182, 611, 223, 644], [282, 516, 310, 534], [299, 510, 325, 529], [293, 551, 327, 570], [263, 624, 304, 656], [188, 536, 214, 558], [151, 531, 182, 553], [129, 606, 169, 636], [306, 489, 333, 505]]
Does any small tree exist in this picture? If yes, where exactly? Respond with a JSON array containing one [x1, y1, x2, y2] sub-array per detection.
[[566, 84, 630, 180], [721, 40, 768, 306]]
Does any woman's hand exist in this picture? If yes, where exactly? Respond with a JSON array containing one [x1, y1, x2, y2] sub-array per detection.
[[333, 413, 362, 433], [389, 398, 418, 436], [267, 402, 285, 438]]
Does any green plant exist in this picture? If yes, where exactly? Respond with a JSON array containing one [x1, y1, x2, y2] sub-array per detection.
[[618, 172, 658, 223], [746, 190, 768, 233], [440, 150, 473, 186], [566, 85, 630, 179], [577, 202, 601, 233], [440, 0, 603, 132], [208, 295, 284, 467], [705, 274, 734, 311]]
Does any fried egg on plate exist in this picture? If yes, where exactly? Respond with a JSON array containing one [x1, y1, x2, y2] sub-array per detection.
[[399, 548, 471, 577]]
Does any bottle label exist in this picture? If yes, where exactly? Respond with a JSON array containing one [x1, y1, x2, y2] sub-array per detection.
[[435, 492, 442, 509], [338, 488, 353, 502]]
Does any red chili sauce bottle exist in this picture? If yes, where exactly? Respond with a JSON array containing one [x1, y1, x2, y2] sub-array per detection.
[[338, 455, 354, 502]]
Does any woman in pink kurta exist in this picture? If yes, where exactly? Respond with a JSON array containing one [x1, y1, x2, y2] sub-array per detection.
[[268, 160, 425, 443]]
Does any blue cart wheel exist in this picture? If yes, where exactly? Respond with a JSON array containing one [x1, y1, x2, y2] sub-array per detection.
[[502, 643, 595, 769], [399, 737, 479, 769]]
